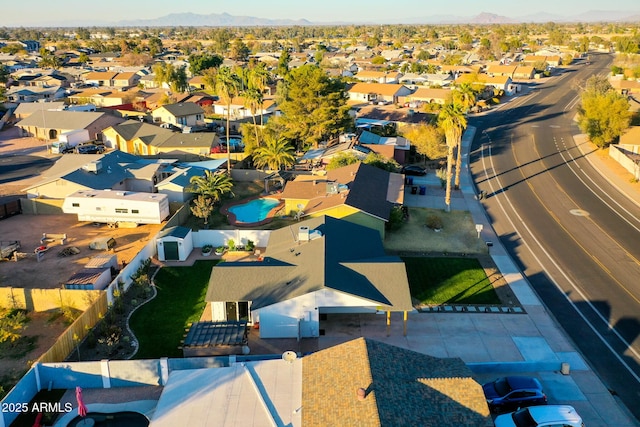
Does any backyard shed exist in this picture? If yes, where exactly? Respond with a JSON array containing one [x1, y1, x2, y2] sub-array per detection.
[[64, 268, 112, 290], [156, 226, 193, 262], [182, 321, 249, 357]]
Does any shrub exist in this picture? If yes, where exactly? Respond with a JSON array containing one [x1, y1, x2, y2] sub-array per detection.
[[426, 214, 443, 230], [246, 240, 255, 251], [227, 239, 236, 251]]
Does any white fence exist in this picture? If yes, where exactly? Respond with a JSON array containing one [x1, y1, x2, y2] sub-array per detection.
[[609, 144, 640, 180], [192, 229, 272, 248]]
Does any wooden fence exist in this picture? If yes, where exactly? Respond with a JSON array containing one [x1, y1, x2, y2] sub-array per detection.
[[0, 200, 21, 220], [36, 291, 108, 364]]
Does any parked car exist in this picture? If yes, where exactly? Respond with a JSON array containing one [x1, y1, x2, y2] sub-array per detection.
[[483, 376, 547, 413], [75, 144, 104, 154], [494, 405, 583, 427], [400, 165, 427, 176]]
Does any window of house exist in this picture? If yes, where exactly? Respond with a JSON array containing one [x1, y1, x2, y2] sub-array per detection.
[[72, 203, 80, 207], [132, 209, 139, 214]]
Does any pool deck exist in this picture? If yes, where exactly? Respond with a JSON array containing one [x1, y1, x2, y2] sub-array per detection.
[[219, 194, 284, 227]]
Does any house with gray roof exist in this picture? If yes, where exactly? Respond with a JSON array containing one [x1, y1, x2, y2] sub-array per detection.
[[205, 215, 413, 339], [279, 162, 404, 238], [151, 102, 204, 129], [16, 110, 124, 141], [22, 150, 170, 199]]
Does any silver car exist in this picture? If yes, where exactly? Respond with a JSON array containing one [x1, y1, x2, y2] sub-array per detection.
[[494, 405, 584, 427]]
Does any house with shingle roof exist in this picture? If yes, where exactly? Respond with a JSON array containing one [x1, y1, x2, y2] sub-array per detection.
[[16, 110, 124, 141], [102, 120, 220, 157], [83, 71, 119, 87], [279, 162, 403, 238], [151, 102, 205, 129], [303, 337, 492, 427], [348, 82, 412, 105], [205, 215, 413, 338], [21, 150, 169, 199], [13, 101, 66, 119], [354, 70, 402, 84]]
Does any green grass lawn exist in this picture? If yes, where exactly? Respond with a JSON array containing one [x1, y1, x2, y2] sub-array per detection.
[[402, 257, 500, 305], [130, 260, 218, 359]]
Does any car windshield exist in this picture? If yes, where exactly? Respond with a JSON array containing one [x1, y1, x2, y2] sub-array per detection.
[[494, 377, 512, 396], [512, 408, 537, 427]]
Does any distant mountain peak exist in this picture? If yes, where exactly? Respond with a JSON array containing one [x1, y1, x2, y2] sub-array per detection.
[[471, 12, 516, 24]]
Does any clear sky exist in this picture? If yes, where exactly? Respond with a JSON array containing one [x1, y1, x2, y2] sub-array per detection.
[[2, 0, 640, 26]]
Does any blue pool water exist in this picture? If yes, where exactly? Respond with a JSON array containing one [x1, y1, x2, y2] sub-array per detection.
[[67, 411, 148, 426], [228, 198, 280, 223]]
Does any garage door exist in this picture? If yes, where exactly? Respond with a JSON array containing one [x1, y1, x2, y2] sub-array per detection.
[[163, 241, 179, 261]]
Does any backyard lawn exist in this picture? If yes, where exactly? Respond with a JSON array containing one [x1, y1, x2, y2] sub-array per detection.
[[130, 260, 218, 359], [402, 257, 500, 305]]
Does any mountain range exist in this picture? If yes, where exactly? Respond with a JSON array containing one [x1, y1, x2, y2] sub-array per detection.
[[22, 10, 640, 27]]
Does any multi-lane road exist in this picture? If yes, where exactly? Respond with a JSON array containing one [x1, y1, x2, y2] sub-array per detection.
[[469, 53, 640, 420]]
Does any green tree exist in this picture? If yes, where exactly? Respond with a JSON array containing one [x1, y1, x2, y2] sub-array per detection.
[[326, 152, 360, 171], [230, 39, 250, 62], [438, 101, 467, 210], [190, 195, 215, 226], [170, 65, 188, 93], [0, 310, 27, 344], [363, 152, 399, 172], [243, 87, 263, 145], [578, 76, 631, 148], [148, 37, 164, 56], [271, 64, 351, 151], [0, 65, 9, 84], [276, 49, 290, 77], [77, 52, 90, 66], [452, 83, 477, 113], [216, 67, 242, 172], [188, 53, 223, 75], [402, 123, 447, 162], [188, 170, 234, 202], [252, 134, 296, 171]]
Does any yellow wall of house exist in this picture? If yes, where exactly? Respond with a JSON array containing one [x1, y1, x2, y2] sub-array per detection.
[[283, 199, 310, 215], [285, 200, 385, 239]]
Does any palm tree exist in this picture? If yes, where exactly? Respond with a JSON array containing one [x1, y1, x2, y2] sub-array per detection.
[[188, 170, 234, 203], [243, 87, 264, 145], [215, 67, 241, 172], [248, 64, 270, 125], [437, 101, 467, 211], [252, 135, 296, 171], [453, 82, 477, 113]]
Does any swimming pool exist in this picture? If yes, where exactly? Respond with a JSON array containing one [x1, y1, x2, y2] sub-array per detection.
[[228, 198, 280, 224], [67, 411, 148, 426]]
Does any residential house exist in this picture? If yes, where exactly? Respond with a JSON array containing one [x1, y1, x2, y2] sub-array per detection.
[[13, 101, 66, 120], [83, 71, 118, 87], [357, 130, 411, 164], [511, 66, 535, 80], [279, 162, 404, 238], [16, 110, 124, 141], [151, 102, 204, 129], [303, 338, 492, 427], [155, 160, 227, 203], [404, 87, 452, 105], [188, 75, 206, 91], [485, 64, 518, 78], [354, 70, 402, 84], [112, 72, 140, 89], [22, 150, 168, 199], [103, 120, 219, 157], [347, 82, 412, 105], [210, 96, 277, 120], [522, 55, 562, 67], [205, 215, 413, 338], [67, 88, 131, 108], [610, 78, 640, 97]]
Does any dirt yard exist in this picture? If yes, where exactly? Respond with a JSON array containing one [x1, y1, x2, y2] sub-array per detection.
[[0, 214, 163, 289]]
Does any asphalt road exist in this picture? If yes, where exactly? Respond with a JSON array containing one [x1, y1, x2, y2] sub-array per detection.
[[469, 53, 640, 420]]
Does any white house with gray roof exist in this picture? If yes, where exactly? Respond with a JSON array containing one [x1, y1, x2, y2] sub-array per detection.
[[205, 215, 413, 339], [16, 110, 124, 141]]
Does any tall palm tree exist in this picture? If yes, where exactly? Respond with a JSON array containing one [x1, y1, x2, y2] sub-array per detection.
[[248, 64, 270, 125], [437, 101, 467, 211], [252, 135, 296, 171], [216, 67, 241, 172], [453, 82, 477, 113], [243, 87, 264, 145], [188, 170, 234, 203]]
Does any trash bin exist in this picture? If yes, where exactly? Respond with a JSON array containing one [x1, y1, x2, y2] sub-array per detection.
[[411, 186, 418, 195], [419, 186, 426, 195], [407, 177, 414, 185]]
